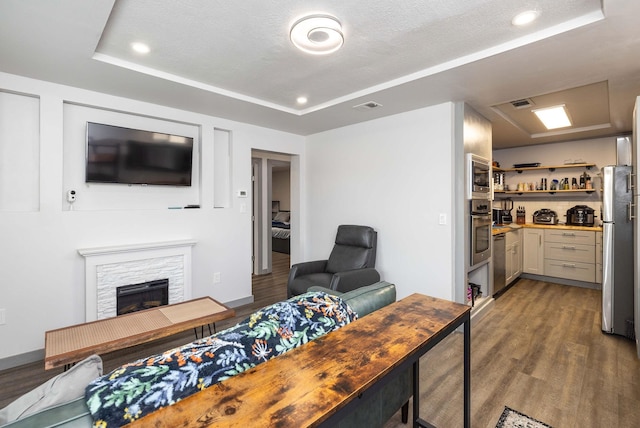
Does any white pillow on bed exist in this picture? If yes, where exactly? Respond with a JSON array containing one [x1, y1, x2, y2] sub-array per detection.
[[274, 212, 290, 222]]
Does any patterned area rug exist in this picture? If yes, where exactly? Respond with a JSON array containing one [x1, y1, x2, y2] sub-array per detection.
[[495, 407, 553, 428]]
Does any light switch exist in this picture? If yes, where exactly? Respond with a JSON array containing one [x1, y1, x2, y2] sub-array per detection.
[[439, 213, 447, 225]]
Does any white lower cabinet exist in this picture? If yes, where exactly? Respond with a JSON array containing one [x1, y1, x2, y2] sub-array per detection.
[[523, 229, 544, 274], [595, 231, 602, 284], [543, 229, 596, 282]]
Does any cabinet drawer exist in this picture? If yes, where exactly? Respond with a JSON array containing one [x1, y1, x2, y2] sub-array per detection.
[[544, 242, 595, 263], [596, 263, 602, 284], [544, 229, 595, 245], [544, 259, 596, 282]]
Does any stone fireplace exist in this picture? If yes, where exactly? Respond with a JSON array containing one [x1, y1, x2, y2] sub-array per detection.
[[78, 240, 196, 321]]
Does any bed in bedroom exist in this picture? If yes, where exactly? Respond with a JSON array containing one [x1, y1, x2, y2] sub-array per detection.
[[272, 201, 290, 254]]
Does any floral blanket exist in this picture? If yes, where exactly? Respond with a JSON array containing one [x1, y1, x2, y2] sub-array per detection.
[[85, 291, 357, 426]]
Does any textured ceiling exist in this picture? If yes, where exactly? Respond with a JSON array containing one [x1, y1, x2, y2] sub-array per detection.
[[95, 0, 602, 112], [1, 0, 639, 148]]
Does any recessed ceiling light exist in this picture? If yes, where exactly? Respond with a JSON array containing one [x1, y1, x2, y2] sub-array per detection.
[[512, 10, 540, 26], [532, 105, 572, 130], [131, 42, 150, 54], [296, 96, 308, 105], [290, 14, 344, 55]]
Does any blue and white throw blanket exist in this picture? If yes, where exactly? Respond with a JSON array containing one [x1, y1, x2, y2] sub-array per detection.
[[85, 291, 357, 426]]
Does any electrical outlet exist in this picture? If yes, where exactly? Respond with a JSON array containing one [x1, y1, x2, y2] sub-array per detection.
[[0, 308, 6, 325], [213, 272, 221, 284]]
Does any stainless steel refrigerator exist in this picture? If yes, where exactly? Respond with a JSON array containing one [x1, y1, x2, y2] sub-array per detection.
[[602, 165, 635, 337]]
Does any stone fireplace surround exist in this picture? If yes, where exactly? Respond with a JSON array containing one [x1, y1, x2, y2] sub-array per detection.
[[79, 240, 196, 321]]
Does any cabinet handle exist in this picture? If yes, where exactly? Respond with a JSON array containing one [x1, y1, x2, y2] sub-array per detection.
[[562, 263, 576, 268], [562, 232, 575, 237], [562, 245, 576, 250]]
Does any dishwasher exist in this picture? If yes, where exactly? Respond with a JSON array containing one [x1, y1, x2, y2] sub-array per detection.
[[493, 233, 506, 296]]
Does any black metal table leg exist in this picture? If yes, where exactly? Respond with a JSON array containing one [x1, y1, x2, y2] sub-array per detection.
[[464, 317, 471, 428]]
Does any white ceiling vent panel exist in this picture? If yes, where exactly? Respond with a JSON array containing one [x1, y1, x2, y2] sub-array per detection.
[[510, 98, 535, 109], [353, 101, 383, 111]]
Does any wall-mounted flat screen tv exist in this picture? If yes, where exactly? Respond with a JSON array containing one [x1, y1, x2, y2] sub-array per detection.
[[86, 122, 194, 186]]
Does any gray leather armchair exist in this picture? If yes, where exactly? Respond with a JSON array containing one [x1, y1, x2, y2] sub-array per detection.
[[287, 225, 380, 297]]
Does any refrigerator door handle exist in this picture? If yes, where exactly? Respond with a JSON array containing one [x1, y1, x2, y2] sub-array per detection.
[[602, 222, 614, 333], [629, 202, 636, 221], [628, 172, 635, 192]]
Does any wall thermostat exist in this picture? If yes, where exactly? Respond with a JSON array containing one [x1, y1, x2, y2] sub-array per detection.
[[66, 190, 76, 203], [237, 190, 248, 198]]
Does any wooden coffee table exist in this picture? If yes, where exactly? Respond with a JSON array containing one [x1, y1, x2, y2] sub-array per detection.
[[44, 297, 235, 370]]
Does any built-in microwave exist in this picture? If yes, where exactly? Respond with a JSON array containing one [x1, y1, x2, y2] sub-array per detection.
[[467, 154, 491, 199]]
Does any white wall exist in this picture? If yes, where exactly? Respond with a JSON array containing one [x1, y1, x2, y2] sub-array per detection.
[[305, 103, 458, 300], [0, 72, 305, 362], [493, 137, 617, 225], [273, 170, 291, 211]]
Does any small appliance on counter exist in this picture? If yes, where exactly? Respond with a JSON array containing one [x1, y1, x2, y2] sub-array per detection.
[[566, 205, 595, 226], [492, 198, 513, 224], [533, 209, 558, 225]]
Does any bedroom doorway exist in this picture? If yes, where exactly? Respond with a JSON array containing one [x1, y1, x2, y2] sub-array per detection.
[[251, 151, 292, 276]]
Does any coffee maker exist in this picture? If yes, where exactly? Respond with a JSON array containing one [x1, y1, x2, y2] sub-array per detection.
[[492, 198, 513, 224]]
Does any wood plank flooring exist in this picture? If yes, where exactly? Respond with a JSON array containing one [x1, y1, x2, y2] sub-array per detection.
[[384, 278, 640, 428], [1, 263, 639, 427]]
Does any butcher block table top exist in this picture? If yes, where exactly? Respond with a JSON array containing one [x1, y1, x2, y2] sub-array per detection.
[[44, 297, 234, 370], [130, 293, 471, 428]]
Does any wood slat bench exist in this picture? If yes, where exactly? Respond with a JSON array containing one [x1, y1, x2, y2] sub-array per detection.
[[44, 297, 235, 370]]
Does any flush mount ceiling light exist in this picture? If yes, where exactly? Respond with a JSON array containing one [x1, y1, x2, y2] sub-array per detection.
[[290, 14, 344, 55], [533, 105, 572, 130], [512, 10, 540, 26]]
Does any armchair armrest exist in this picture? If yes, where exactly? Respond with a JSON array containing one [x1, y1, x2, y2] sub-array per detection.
[[329, 268, 381, 293], [288, 260, 328, 281]]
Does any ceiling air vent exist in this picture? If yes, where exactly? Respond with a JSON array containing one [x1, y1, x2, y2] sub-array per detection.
[[353, 101, 383, 111], [510, 98, 535, 109]]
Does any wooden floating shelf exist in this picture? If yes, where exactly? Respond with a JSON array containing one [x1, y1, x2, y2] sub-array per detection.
[[494, 189, 596, 195], [493, 163, 596, 173]]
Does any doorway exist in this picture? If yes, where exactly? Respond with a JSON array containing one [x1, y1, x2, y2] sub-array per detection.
[[251, 151, 292, 275]]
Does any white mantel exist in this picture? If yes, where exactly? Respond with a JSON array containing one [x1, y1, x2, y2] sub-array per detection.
[[79, 239, 196, 321]]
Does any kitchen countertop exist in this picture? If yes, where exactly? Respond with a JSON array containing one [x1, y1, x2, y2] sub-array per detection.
[[492, 223, 602, 235]]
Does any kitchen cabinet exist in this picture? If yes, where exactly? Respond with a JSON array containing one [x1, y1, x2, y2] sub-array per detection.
[[543, 229, 596, 282], [596, 230, 602, 284], [523, 228, 544, 274], [505, 229, 522, 285], [493, 163, 596, 196]]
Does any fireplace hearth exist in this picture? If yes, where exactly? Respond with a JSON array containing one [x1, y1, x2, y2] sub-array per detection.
[[117, 279, 169, 316]]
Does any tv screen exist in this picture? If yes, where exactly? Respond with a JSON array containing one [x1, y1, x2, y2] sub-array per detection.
[[86, 122, 194, 186]]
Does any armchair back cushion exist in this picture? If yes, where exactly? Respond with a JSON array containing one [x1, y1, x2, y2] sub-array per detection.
[[325, 225, 377, 274]]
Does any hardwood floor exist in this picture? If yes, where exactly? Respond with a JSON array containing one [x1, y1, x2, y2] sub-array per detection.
[[384, 278, 640, 428], [1, 265, 639, 428]]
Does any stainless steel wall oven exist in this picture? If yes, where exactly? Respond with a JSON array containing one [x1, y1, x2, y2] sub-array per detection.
[[470, 199, 491, 267]]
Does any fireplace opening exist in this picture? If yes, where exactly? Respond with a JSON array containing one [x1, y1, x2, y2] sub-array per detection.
[[116, 279, 169, 316]]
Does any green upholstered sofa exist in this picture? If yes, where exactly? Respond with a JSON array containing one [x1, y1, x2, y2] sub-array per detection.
[[1, 281, 410, 428]]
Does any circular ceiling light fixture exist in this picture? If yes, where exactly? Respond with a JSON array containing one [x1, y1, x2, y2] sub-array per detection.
[[290, 14, 344, 55], [511, 10, 540, 26]]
